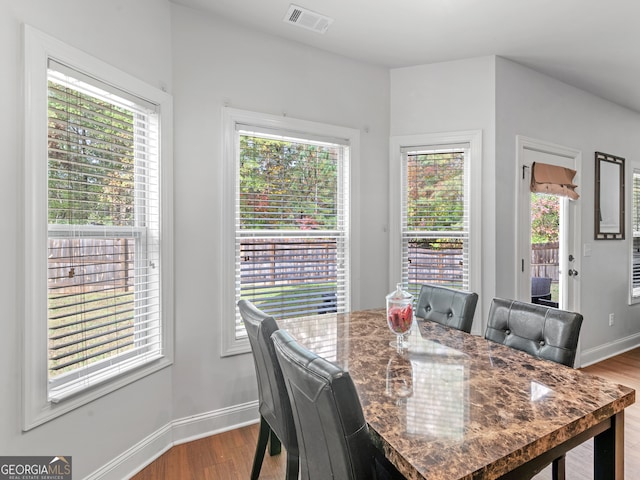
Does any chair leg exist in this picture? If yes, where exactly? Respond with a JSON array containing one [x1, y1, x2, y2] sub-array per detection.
[[284, 451, 299, 480], [269, 427, 282, 456], [552, 454, 566, 480], [251, 416, 271, 480]]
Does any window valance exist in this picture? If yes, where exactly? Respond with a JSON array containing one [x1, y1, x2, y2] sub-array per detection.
[[530, 162, 579, 200]]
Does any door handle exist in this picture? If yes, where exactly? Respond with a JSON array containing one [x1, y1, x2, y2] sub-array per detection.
[[568, 269, 578, 277]]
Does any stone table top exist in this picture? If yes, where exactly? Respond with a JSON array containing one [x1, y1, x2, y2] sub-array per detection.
[[277, 308, 635, 480]]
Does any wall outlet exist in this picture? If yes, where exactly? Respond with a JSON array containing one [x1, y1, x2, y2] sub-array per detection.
[[609, 313, 615, 326]]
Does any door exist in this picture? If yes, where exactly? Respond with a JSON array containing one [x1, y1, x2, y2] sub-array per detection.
[[516, 136, 582, 313]]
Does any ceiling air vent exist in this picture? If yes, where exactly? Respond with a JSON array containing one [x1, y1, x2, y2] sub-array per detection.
[[283, 4, 334, 34]]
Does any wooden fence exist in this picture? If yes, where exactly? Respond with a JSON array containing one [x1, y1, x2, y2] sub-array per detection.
[[48, 238, 134, 294], [531, 242, 559, 281], [240, 239, 466, 287], [47, 238, 561, 293], [240, 239, 337, 285], [407, 246, 464, 287]]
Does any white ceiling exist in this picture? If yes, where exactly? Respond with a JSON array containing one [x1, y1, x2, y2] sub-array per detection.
[[171, 0, 640, 113]]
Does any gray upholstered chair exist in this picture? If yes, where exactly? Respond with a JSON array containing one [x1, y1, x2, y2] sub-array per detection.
[[484, 298, 582, 367], [238, 300, 298, 480], [271, 329, 403, 480], [484, 298, 584, 480], [415, 284, 478, 333]]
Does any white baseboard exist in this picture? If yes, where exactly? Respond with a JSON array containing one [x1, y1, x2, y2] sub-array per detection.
[[85, 400, 259, 480], [84, 423, 174, 480], [171, 400, 260, 446], [579, 331, 640, 367]]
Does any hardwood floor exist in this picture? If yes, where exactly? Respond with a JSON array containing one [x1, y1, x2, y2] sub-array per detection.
[[131, 348, 640, 479], [130, 423, 282, 480]]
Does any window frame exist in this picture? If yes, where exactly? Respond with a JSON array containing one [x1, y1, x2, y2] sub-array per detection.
[[23, 25, 174, 430], [221, 108, 359, 356], [389, 131, 482, 330]]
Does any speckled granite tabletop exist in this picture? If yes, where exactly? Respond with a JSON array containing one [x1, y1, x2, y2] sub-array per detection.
[[278, 309, 635, 480]]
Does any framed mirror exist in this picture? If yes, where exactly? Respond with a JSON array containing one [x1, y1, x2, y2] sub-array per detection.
[[595, 151, 625, 240]]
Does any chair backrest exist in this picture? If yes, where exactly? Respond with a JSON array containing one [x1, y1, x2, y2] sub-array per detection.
[[484, 298, 583, 367], [238, 300, 297, 452], [271, 329, 375, 480], [415, 284, 478, 333]]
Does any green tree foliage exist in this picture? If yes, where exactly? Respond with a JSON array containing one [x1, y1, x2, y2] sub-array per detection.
[[406, 152, 464, 249], [531, 193, 559, 243], [406, 152, 464, 229], [48, 80, 136, 226], [239, 135, 338, 230]]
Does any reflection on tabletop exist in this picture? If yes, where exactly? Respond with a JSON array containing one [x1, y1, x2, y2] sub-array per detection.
[[394, 326, 469, 440]]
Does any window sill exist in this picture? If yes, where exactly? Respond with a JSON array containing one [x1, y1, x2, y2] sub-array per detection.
[[24, 355, 172, 431]]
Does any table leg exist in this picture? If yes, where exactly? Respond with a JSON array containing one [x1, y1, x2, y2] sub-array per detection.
[[551, 454, 565, 480], [594, 411, 624, 480]]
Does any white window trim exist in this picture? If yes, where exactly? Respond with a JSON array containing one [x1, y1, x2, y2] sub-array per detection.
[[389, 131, 482, 330], [221, 107, 360, 357], [22, 25, 174, 430]]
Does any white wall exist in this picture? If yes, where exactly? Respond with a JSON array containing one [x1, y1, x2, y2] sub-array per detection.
[[169, 3, 390, 424], [0, 1, 174, 478], [390, 57, 497, 332], [3, 1, 390, 477], [495, 57, 640, 361]]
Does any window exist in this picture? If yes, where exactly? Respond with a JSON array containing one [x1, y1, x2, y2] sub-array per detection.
[[222, 109, 358, 356], [630, 170, 640, 302], [401, 145, 469, 298], [389, 132, 481, 310], [24, 26, 173, 429]]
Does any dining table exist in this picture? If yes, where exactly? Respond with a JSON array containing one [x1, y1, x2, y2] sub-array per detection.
[[277, 308, 636, 480]]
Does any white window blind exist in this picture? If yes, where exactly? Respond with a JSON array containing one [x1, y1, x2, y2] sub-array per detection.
[[632, 171, 640, 297], [235, 130, 349, 338], [401, 145, 470, 299], [46, 62, 162, 401], [633, 171, 640, 235]]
